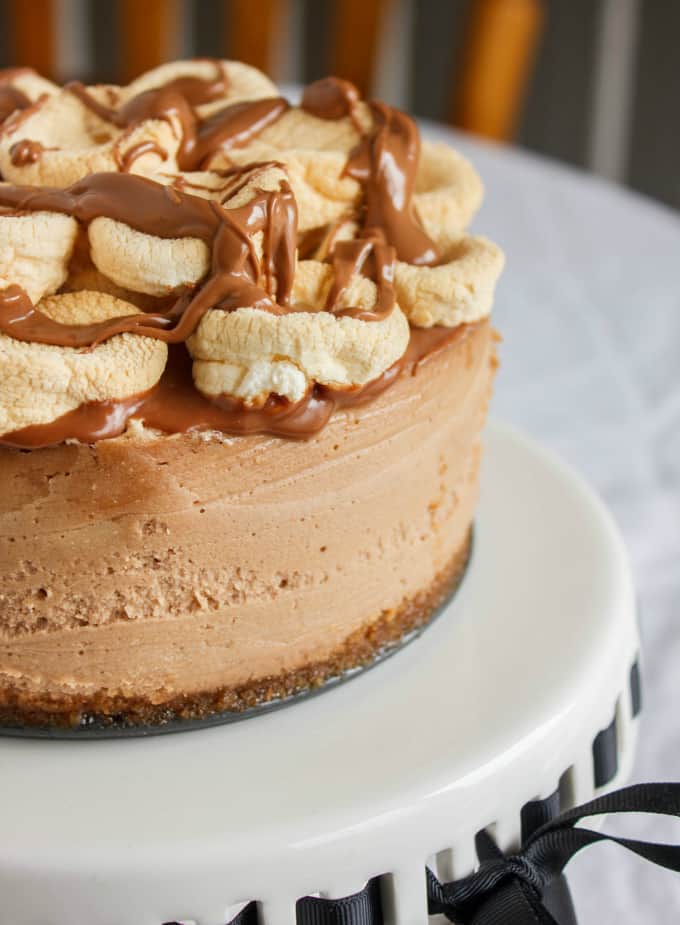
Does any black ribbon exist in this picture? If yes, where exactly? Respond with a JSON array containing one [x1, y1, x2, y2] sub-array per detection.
[[165, 779, 680, 925], [428, 782, 680, 924]]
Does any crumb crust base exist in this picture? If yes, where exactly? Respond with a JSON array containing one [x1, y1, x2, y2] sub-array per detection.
[[0, 531, 472, 734]]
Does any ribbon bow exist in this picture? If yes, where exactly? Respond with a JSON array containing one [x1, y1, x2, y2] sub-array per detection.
[[171, 782, 680, 925], [427, 782, 680, 924]]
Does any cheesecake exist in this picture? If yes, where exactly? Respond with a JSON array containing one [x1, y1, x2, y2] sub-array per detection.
[[0, 61, 503, 728]]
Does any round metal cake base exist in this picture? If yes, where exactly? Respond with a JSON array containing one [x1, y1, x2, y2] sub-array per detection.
[[0, 421, 640, 925], [0, 543, 472, 739]]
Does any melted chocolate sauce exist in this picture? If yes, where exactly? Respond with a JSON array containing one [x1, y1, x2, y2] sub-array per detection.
[[301, 77, 360, 122], [67, 77, 288, 171], [116, 139, 168, 172], [301, 78, 439, 320], [0, 171, 297, 346], [324, 237, 396, 321], [2, 393, 150, 449], [0, 70, 449, 447], [344, 100, 439, 267], [9, 139, 46, 166], [1, 326, 472, 448]]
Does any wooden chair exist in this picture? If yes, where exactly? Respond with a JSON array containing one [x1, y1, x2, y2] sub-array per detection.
[[5, 0, 56, 78], [5, 0, 543, 142], [453, 0, 544, 140]]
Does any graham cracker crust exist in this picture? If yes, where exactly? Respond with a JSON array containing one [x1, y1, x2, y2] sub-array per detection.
[[0, 531, 472, 731]]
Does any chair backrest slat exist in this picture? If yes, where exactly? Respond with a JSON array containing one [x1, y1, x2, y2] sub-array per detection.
[[227, 0, 286, 75], [4, 0, 544, 146], [119, 0, 181, 84], [7, 0, 55, 76], [330, 0, 389, 96], [453, 0, 544, 140]]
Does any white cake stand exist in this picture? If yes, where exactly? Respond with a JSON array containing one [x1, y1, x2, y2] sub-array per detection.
[[0, 420, 640, 925]]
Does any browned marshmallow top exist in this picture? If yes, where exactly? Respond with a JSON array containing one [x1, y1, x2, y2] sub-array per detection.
[[0, 60, 504, 445]]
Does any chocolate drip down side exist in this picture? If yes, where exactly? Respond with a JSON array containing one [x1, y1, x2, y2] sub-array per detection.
[[1, 394, 151, 449], [1, 325, 474, 448]]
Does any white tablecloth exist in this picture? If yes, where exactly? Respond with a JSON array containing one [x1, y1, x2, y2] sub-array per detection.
[[421, 125, 680, 923]]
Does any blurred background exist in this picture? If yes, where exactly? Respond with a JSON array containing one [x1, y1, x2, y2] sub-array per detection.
[[1, 3, 679, 923], [0, 0, 677, 210]]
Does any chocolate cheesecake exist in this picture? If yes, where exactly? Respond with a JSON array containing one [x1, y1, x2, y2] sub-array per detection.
[[0, 61, 503, 728]]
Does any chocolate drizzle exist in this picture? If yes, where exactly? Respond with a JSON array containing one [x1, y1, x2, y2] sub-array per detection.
[[67, 76, 288, 171], [301, 77, 439, 322], [2, 393, 151, 449], [344, 101, 439, 267], [301, 76, 360, 123], [0, 68, 451, 447], [9, 139, 46, 166], [324, 237, 395, 321], [116, 139, 168, 172], [301, 79, 438, 264], [0, 170, 297, 347], [2, 325, 472, 448]]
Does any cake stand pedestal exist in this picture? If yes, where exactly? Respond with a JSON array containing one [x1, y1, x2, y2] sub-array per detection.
[[0, 421, 640, 925]]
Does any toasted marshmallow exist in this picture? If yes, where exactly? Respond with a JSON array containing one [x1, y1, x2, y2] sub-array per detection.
[[414, 143, 484, 249], [0, 58, 504, 434], [1, 68, 59, 107], [394, 236, 505, 328], [89, 218, 210, 296], [188, 261, 410, 404], [88, 164, 291, 297], [223, 134, 482, 242], [0, 209, 78, 303], [227, 144, 359, 231], [0, 291, 167, 434], [123, 60, 278, 116], [0, 89, 178, 186], [0, 60, 278, 187]]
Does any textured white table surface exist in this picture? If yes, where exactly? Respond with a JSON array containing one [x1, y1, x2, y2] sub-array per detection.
[[422, 124, 680, 923]]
